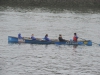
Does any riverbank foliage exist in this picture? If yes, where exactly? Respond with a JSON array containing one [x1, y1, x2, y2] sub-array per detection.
[[0, 0, 100, 8]]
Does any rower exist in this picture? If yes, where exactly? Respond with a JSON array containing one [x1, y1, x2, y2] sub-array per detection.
[[31, 34, 36, 40], [73, 33, 78, 42], [58, 34, 66, 42], [18, 33, 24, 42], [43, 34, 50, 41], [18, 33, 23, 39]]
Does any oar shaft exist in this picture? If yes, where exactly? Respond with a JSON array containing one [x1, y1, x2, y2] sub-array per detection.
[[79, 38, 86, 41], [92, 42, 99, 45]]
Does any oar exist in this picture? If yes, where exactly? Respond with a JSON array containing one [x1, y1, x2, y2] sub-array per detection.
[[79, 38, 100, 46], [92, 42, 100, 46], [79, 38, 87, 41]]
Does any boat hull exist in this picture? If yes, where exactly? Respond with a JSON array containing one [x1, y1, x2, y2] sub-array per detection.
[[8, 36, 56, 44], [8, 36, 92, 46], [55, 40, 92, 46]]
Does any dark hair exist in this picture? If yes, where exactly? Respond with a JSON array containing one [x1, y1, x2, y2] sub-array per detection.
[[59, 34, 62, 36], [74, 33, 76, 35], [45, 34, 48, 37]]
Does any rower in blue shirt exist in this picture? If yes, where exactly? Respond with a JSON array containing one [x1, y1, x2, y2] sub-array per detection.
[[31, 34, 36, 40], [44, 34, 50, 41], [18, 33, 23, 39]]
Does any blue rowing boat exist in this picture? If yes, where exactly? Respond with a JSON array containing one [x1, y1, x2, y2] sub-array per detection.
[[8, 36, 92, 46], [55, 41, 92, 46], [8, 36, 56, 44]]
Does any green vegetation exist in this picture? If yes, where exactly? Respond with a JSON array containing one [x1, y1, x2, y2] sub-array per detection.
[[0, 0, 100, 8]]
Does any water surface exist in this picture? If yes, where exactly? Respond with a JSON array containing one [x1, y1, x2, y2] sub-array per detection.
[[0, 7, 100, 75]]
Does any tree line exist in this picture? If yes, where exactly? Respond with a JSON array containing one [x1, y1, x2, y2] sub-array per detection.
[[0, 0, 100, 8]]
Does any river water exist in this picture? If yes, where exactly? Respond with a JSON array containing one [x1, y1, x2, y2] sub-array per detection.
[[0, 7, 100, 75]]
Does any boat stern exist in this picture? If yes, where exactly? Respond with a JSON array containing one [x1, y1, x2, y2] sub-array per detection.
[[8, 36, 18, 43]]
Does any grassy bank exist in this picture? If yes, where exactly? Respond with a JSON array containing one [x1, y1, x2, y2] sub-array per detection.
[[0, 0, 100, 8]]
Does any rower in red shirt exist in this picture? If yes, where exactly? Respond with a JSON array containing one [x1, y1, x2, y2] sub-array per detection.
[[73, 33, 78, 42]]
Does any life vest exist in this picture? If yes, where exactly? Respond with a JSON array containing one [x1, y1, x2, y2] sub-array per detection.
[[18, 34, 22, 39], [73, 36, 77, 42], [44, 36, 50, 41], [31, 36, 36, 40]]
